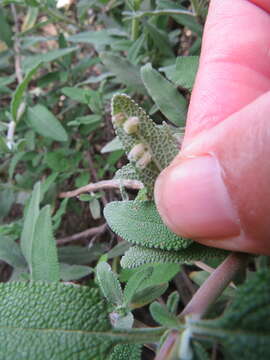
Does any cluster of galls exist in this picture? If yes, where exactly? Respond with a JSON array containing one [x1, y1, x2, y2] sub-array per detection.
[[112, 112, 152, 170]]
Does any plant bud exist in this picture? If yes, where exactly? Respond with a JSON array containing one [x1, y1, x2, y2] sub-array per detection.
[[123, 116, 140, 134], [136, 151, 152, 169], [127, 143, 145, 161], [112, 112, 125, 126]]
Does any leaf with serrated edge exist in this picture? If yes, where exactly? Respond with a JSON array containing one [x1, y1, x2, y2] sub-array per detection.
[[121, 245, 228, 269], [0, 282, 163, 359], [104, 200, 191, 251]]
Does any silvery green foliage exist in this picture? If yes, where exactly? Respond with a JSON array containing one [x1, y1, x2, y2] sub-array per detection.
[[104, 201, 192, 251], [111, 94, 179, 196], [121, 245, 228, 269]]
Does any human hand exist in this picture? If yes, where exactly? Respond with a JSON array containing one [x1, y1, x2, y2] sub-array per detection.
[[154, 0, 270, 255]]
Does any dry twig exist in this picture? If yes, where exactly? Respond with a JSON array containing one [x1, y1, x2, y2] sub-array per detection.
[[57, 224, 107, 245]]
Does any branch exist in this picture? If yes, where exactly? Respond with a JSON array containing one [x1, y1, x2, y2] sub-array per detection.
[[181, 252, 248, 318], [57, 224, 107, 245], [59, 179, 144, 198]]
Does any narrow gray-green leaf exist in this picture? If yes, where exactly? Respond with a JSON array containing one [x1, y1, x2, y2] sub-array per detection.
[[96, 262, 124, 306], [121, 245, 228, 269], [141, 63, 187, 126], [11, 63, 41, 121], [101, 52, 145, 93], [20, 182, 41, 270], [22, 47, 77, 73], [27, 104, 68, 142], [31, 205, 60, 282], [104, 201, 192, 251]]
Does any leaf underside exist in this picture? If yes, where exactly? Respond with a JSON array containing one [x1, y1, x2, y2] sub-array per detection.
[[111, 94, 179, 195]]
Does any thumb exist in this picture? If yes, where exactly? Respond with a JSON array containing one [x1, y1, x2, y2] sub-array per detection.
[[155, 91, 270, 255]]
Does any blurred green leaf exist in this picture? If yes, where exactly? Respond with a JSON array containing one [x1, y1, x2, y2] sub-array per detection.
[[20, 182, 41, 271], [22, 47, 77, 72], [11, 63, 41, 121], [59, 263, 93, 281], [0, 7, 12, 47], [27, 104, 68, 142], [150, 301, 179, 327], [31, 205, 60, 282], [141, 63, 187, 126], [100, 52, 145, 93]]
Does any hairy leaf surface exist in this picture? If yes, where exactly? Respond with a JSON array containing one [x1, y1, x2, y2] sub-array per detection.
[[0, 282, 163, 359], [121, 245, 227, 268], [104, 200, 191, 251]]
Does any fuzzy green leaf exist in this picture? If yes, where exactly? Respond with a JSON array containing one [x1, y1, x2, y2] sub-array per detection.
[[96, 262, 124, 306], [191, 270, 270, 360], [121, 245, 228, 269], [141, 63, 187, 126], [111, 94, 179, 194], [130, 283, 168, 308], [104, 201, 191, 251], [31, 205, 60, 282], [123, 266, 153, 305], [0, 281, 159, 359], [150, 301, 180, 328], [109, 344, 142, 360]]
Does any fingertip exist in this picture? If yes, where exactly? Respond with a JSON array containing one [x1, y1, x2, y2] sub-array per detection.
[[154, 155, 240, 241]]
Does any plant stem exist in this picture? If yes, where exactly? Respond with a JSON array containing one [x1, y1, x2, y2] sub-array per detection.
[[8, 4, 22, 149], [155, 252, 249, 359], [59, 179, 144, 198], [180, 252, 248, 318]]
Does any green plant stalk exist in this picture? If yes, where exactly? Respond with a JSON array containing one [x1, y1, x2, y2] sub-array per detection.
[[180, 252, 248, 318], [131, 0, 142, 41], [155, 252, 249, 359]]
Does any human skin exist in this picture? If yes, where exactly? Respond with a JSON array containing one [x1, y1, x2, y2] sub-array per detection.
[[154, 0, 270, 255]]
